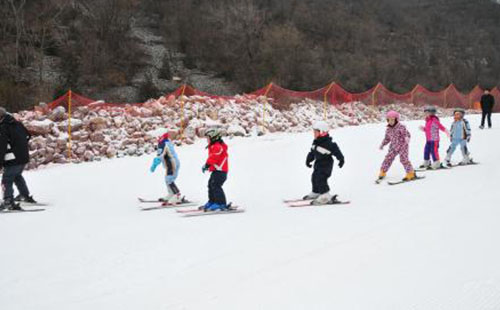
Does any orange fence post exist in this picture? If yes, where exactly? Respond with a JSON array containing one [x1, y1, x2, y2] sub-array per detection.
[[323, 82, 335, 120], [262, 83, 273, 132], [372, 83, 381, 106], [411, 85, 419, 105], [180, 84, 186, 138], [444, 85, 451, 108], [67, 90, 72, 160]]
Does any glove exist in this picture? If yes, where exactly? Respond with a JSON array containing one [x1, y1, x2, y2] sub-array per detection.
[[338, 159, 344, 168], [202, 164, 210, 173], [306, 152, 314, 168], [467, 136, 471, 143], [404, 137, 410, 145], [150, 157, 162, 173], [165, 174, 175, 184]]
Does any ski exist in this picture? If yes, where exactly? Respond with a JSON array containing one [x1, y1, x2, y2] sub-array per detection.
[[1, 208, 45, 213], [19, 202, 49, 207], [177, 204, 244, 216], [181, 208, 244, 217], [283, 198, 313, 203], [415, 165, 450, 172], [287, 195, 350, 207], [138, 197, 166, 203], [388, 175, 426, 185], [141, 201, 197, 211], [288, 200, 350, 207], [449, 161, 479, 167]]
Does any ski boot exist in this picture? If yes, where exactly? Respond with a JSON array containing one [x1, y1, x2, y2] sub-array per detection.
[[311, 193, 332, 205], [205, 203, 229, 211], [14, 194, 37, 204], [419, 160, 431, 169], [431, 160, 443, 170], [378, 170, 386, 180], [0, 198, 22, 211], [460, 154, 472, 165], [402, 171, 416, 181], [166, 193, 183, 205], [303, 192, 320, 200]]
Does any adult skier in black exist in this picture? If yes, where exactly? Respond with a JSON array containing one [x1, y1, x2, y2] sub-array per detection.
[[480, 89, 495, 129], [0, 107, 36, 210]]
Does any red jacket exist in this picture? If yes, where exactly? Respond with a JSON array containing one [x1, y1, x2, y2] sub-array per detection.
[[206, 141, 228, 172]]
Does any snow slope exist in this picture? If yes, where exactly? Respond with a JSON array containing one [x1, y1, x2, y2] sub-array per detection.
[[1, 115, 500, 310]]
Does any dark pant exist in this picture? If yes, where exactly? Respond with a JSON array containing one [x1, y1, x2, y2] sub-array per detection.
[[424, 141, 440, 161], [208, 171, 227, 205], [312, 168, 331, 194], [481, 111, 492, 127], [2, 164, 30, 201]]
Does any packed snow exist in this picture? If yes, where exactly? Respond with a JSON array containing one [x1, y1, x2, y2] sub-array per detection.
[[1, 115, 499, 310]]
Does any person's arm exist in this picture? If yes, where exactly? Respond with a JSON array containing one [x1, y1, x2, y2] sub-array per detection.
[[380, 129, 390, 149], [0, 129, 8, 168], [464, 120, 471, 141], [330, 142, 344, 167]]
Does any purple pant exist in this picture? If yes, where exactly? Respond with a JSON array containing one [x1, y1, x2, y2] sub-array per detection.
[[381, 146, 414, 173], [424, 141, 440, 161]]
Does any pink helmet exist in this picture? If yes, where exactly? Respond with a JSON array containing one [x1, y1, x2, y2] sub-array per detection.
[[386, 110, 400, 120]]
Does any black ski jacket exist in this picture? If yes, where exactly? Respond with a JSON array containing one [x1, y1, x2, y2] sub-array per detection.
[[306, 135, 344, 172], [0, 114, 31, 167], [480, 94, 495, 112]]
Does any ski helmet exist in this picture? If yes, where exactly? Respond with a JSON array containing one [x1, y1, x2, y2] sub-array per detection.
[[312, 120, 329, 133], [454, 108, 465, 115], [205, 127, 222, 140], [424, 105, 437, 114], [158, 132, 169, 143], [386, 110, 400, 121]]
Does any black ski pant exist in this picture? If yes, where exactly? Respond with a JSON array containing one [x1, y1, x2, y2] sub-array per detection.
[[208, 171, 227, 205], [481, 111, 492, 128], [311, 168, 332, 194], [2, 164, 30, 201]]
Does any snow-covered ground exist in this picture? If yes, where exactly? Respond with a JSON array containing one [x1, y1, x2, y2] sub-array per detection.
[[1, 115, 500, 310]]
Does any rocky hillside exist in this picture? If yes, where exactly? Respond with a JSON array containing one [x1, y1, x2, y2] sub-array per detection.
[[1, 0, 499, 112]]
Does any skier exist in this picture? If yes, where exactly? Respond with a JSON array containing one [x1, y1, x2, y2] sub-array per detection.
[[0, 107, 36, 211], [150, 132, 183, 204], [479, 89, 495, 129], [445, 108, 472, 165], [378, 110, 416, 181], [303, 121, 344, 205], [201, 127, 230, 211], [419, 106, 450, 169]]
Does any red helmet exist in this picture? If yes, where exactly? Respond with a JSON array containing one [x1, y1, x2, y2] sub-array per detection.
[[158, 132, 169, 143]]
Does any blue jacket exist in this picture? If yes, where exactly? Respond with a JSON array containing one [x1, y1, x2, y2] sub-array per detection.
[[450, 118, 471, 141], [157, 139, 180, 176]]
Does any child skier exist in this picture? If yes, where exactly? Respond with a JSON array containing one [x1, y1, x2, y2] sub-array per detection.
[[201, 127, 230, 211], [419, 106, 450, 169], [303, 121, 344, 205], [445, 108, 472, 165], [150, 132, 183, 204], [378, 110, 416, 181]]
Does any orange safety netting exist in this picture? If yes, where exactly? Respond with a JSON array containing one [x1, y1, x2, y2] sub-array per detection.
[[47, 83, 500, 112]]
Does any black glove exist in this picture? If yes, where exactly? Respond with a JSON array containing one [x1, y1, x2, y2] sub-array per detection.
[[202, 164, 210, 173], [338, 159, 344, 168], [306, 152, 314, 168]]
